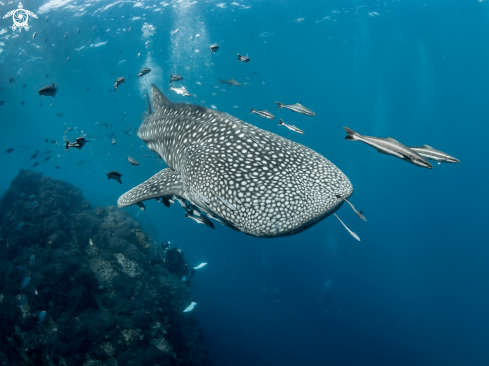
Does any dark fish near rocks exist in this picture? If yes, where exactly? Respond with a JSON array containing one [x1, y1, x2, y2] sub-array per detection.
[[250, 107, 275, 119], [114, 77, 125, 91], [218, 78, 241, 87], [343, 127, 433, 169], [210, 43, 219, 52], [170, 74, 183, 83], [237, 53, 250, 63], [278, 119, 304, 134], [38, 83, 58, 97], [66, 136, 89, 150], [276, 101, 316, 116], [127, 155, 139, 165], [107, 171, 122, 184], [138, 68, 151, 78]]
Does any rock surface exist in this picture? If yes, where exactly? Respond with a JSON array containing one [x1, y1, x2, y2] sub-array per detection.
[[0, 170, 211, 366]]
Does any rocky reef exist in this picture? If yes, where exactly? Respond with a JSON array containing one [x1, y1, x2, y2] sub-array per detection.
[[0, 170, 211, 366]]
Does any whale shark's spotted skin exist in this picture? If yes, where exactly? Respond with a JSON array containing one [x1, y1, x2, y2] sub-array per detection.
[[118, 85, 353, 238]]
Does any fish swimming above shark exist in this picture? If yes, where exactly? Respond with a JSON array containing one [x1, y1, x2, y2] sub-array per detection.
[[276, 101, 316, 116], [38, 83, 58, 97], [409, 145, 459, 165], [169, 84, 191, 97], [343, 127, 433, 169], [117, 84, 356, 238]]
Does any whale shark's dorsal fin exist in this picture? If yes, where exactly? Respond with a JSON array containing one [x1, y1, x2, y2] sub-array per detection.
[[117, 168, 184, 208], [151, 84, 172, 111]]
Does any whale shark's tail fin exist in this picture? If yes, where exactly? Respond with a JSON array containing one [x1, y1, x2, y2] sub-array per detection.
[[344, 127, 361, 140]]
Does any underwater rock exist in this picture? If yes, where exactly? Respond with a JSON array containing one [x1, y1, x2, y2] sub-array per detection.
[[0, 170, 210, 366]]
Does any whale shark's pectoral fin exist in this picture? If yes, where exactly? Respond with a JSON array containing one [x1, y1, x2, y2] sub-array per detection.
[[117, 168, 184, 208]]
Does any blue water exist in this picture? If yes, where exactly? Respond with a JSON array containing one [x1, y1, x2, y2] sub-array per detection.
[[1, 0, 489, 365]]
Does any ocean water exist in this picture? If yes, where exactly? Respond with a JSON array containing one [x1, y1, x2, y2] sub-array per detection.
[[1, 0, 489, 365]]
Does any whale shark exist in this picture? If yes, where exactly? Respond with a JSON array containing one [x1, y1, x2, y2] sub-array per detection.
[[117, 85, 354, 238]]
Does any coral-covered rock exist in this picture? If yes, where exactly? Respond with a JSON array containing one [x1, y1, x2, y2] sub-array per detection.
[[0, 170, 211, 366]]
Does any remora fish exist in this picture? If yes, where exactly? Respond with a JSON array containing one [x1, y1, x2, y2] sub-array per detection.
[[237, 53, 250, 63], [185, 212, 215, 229], [169, 84, 191, 97], [170, 74, 183, 83], [117, 85, 354, 238], [218, 78, 241, 87], [127, 155, 139, 165], [38, 83, 58, 97], [343, 127, 433, 169], [33, 32, 37, 40], [194, 262, 207, 270], [275, 101, 316, 116], [250, 107, 275, 119], [409, 145, 460, 165], [278, 119, 304, 134], [138, 68, 151, 78], [114, 77, 125, 91]]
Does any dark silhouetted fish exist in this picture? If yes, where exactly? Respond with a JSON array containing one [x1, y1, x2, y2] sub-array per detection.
[[114, 77, 125, 91], [32, 162, 39, 167], [21, 101, 25, 106], [170, 74, 183, 83], [38, 83, 58, 97], [0, 101, 4, 106], [276, 101, 316, 116], [138, 68, 151, 78], [210, 43, 219, 52], [66, 136, 89, 150], [22, 84, 27, 89], [136, 201, 146, 210], [55, 166, 60, 169], [56, 113, 63, 117], [107, 171, 122, 184], [5, 148, 13, 153], [9, 78, 15, 83]]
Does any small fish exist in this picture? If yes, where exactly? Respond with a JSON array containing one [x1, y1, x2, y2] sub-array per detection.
[[335, 194, 366, 221], [170, 28, 179, 36], [56, 113, 63, 117], [22, 84, 27, 89], [250, 107, 275, 119], [193, 263, 207, 270], [334, 214, 360, 241], [276, 101, 316, 116], [5, 148, 14, 153], [237, 53, 250, 63], [127, 155, 139, 165], [44, 156, 51, 162], [77, 28, 80, 33], [210, 43, 219, 52], [66, 57, 70, 61], [55, 166, 60, 169], [107, 171, 122, 184], [38, 83, 58, 97], [114, 77, 125, 91], [136, 201, 146, 211], [64, 33, 68, 39], [278, 119, 304, 134], [170, 74, 183, 83], [31, 151, 39, 159], [21, 101, 25, 106], [343, 127, 433, 169], [218, 78, 241, 86], [33, 31, 37, 39], [137, 52, 141, 58], [50, 101, 53, 107], [169, 84, 191, 97], [44, 37, 47, 42], [32, 161, 39, 167], [112, 138, 116, 145], [183, 302, 197, 313], [9, 78, 15, 83], [409, 145, 460, 165], [66, 136, 89, 150], [0, 101, 4, 106], [138, 68, 151, 78], [45, 74, 49, 79], [89, 238, 94, 246], [185, 212, 215, 229], [129, 27, 132, 31], [294, 18, 305, 23]]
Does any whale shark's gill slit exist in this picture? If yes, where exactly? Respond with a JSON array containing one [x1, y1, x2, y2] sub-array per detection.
[[209, 188, 236, 211], [334, 213, 360, 241], [335, 194, 366, 221]]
